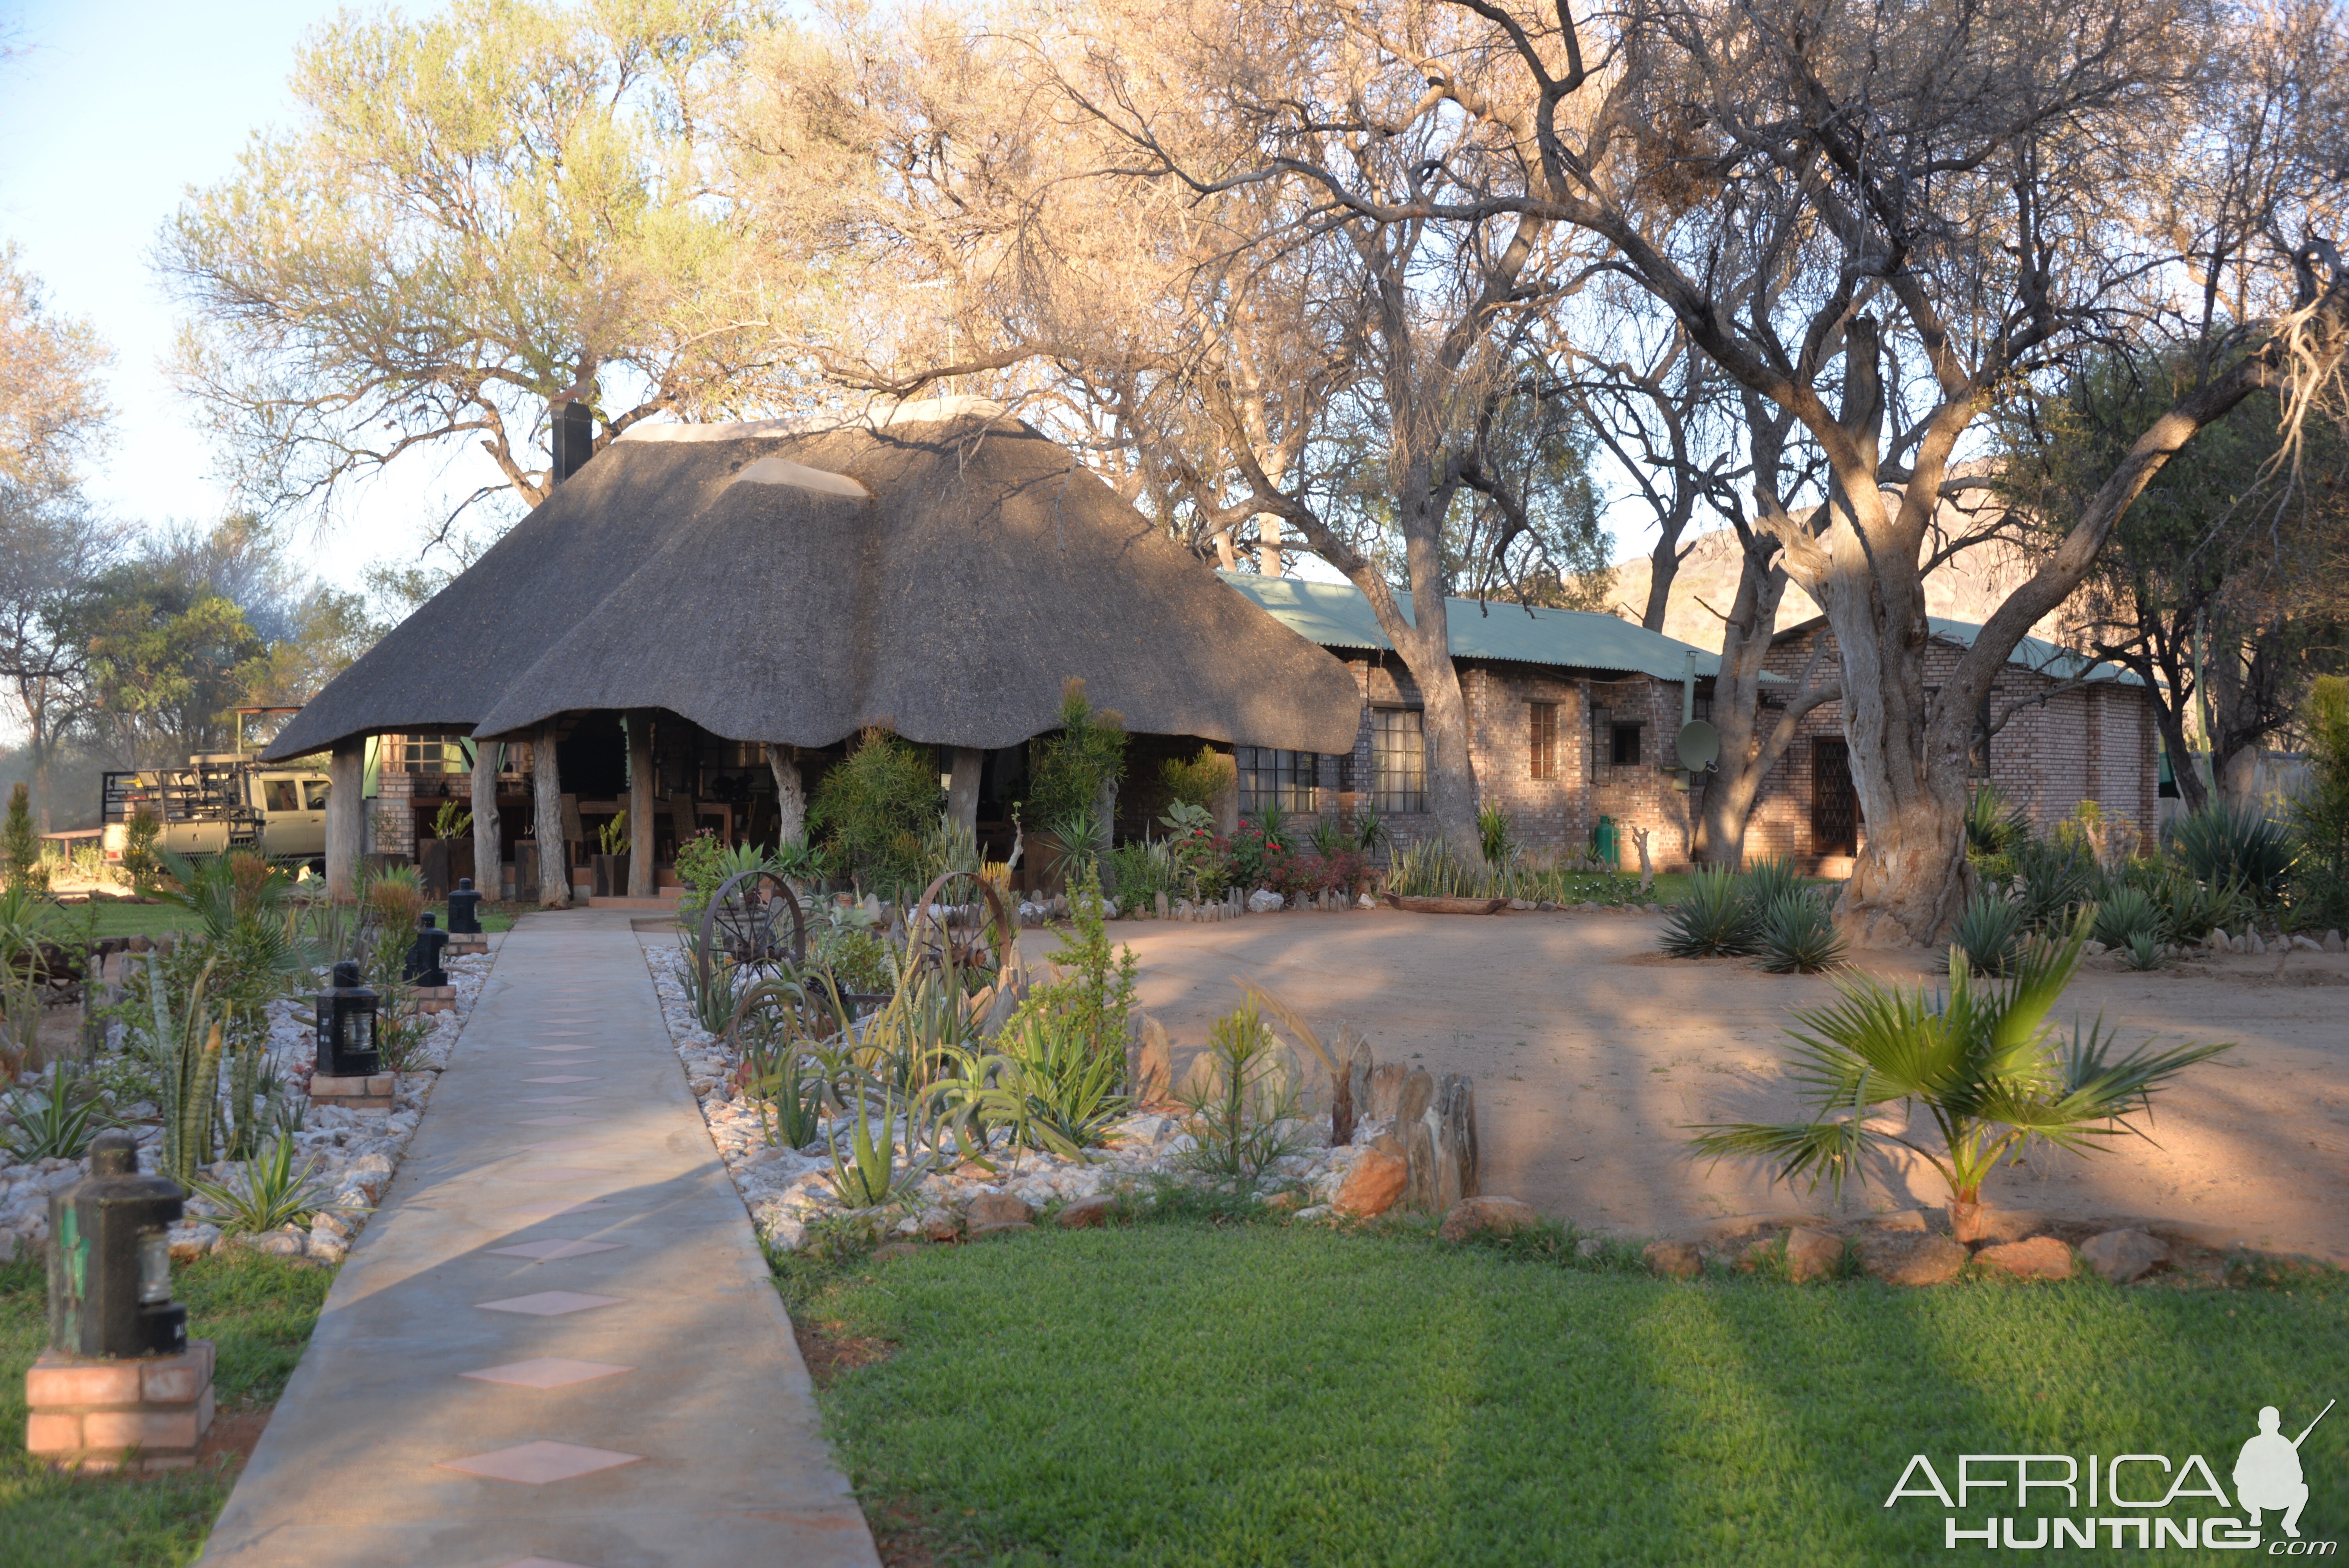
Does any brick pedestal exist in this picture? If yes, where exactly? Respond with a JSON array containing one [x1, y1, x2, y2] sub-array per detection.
[[310, 1071, 399, 1112], [413, 985, 456, 1015], [27, 1340, 215, 1472], [445, 933, 488, 957]]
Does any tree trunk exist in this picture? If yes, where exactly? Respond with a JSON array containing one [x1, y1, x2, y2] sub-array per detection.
[[946, 747, 983, 834], [31, 736, 52, 836], [533, 722, 570, 908], [325, 738, 364, 901], [470, 737, 502, 902], [627, 711, 655, 896], [2151, 695, 2207, 817], [767, 744, 805, 844], [1378, 474, 1481, 860]]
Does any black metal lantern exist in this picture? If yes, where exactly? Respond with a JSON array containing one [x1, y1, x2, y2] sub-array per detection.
[[446, 877, 482, 934], [47, 1130, 188, 1359], [403, 913, 450, 987], [315, 960, 381, 1076]]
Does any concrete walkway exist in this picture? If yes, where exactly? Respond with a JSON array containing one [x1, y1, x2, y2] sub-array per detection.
[[200, 910, 879, 1568]]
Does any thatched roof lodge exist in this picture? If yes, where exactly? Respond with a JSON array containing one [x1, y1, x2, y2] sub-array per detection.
[[269, 398, 1363, 902]]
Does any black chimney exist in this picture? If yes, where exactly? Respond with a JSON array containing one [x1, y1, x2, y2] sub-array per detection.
[[551, 399, 595, 487]]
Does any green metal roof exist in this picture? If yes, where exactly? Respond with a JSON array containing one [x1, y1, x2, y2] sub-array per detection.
[[1221, 572, 1723, 682], [1927, 618, 2146, 687]]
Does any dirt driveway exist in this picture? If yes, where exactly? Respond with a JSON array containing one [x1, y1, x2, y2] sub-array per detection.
[[1034, 908, 2349, 1263]]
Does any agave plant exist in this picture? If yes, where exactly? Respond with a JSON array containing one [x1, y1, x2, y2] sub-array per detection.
[[2008, 837, 2100, 931], [1948, 892, 2028, 976], [1687, 920, 2231, 1225], [2123, 932, 2165, 971], [2088, 885, 2161, 950], [2164, 804, 2297, 901], [1659, 869, 1760, 957], [1, 1065, 101, 1161], [1753, 891, 1847, 974], [1963, 786, 2030, 861], [187, 1134, 335, 1235]]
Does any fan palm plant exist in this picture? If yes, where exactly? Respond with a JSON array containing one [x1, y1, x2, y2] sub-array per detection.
[[1687, 921, 2231, 1236]]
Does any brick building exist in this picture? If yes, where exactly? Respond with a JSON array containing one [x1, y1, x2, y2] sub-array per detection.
[[1219, 575, 1723, 868], [1744, 617, 2161, 870]]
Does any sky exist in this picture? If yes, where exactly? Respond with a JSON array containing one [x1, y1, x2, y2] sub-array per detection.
[[0, 0, 1667, 601], [0, 0, 453, 593]]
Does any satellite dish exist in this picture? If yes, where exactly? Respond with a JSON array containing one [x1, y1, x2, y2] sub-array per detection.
[[1675, 720, 1721, 771]]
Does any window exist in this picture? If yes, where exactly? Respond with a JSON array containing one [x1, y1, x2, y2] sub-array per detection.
[[1237, 747, 1319, 813], [1372, 708, 1427, 813], [303, 780, 332, 811], [1529, 702, 1558, 781], [262, 779, 300, 813], [1610, 723, 1643, 768], [404, 738, 466, 775]]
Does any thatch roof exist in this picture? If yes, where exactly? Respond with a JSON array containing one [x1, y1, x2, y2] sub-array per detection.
[[264, 403, 1363, 759]]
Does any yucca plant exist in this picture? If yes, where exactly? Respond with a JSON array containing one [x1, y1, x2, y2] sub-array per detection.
[[1659, 868, 1760, 957], [2008, 837, 2101, 932], [1753, 891, 1847, 974], [187, 1134, 335, 1235], [1, 1065, 102, 1161], [1963, 786, 2031, 861], [1477, 802, 1515, 864], [2164, 803, 2297, 901], [2152, 869, 2250, 947], [1948, 891, 2028, 976], [2123, 932, 2165, 971], [1687, 919, 2231, 1228], [2088, 885, 2162, 950]]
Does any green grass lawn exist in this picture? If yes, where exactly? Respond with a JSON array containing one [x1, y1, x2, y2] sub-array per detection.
[[39, 896, 518, 943], [0, 1249, 330, 1568], [785, 1214, 2347, 1566]]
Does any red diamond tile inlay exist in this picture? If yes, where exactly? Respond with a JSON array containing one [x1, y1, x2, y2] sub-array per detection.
[[459, 1356, 634, 1388], [437, 1439, 642, 1483], [475, 1290, 626, 1317]]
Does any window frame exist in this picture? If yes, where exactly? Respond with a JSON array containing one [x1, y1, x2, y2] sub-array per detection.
[[1371, 707, 1428, 814], [1235, 746, 1319, 813], [1529, 701, 1559, 781], [1609, 722, 1644, 768]]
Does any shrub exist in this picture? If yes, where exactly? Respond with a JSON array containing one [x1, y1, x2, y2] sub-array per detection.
[[1, 1065, 100, 1161], [1948, 891, 2028, 976], [1659, 869, 1760, 957], [2, 783, 42, 891], [1477, 802, 1514, 864], [2008, 836, 2101, 931], [187, 1134, 333, 1235], [2163, 802, 2296, 902], [1175, 996, 1306, 1180], [1387, 837, 1499, 899], [1160, 747, 1233, 814], [1753, 891, 1847, 974], [809, 728, 943, 894], [123, 803, 163, 891], [1025, 679, 1127, 823]]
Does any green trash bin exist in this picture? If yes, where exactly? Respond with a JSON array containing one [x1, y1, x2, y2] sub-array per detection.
[[1593, 815, 1618, 868]]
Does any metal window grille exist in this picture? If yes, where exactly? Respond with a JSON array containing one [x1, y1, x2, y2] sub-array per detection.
[[1237, 747, 1318, 812], [1371, 709, 1427, 813], [1610, 723, 1643, 767], [1529, 702, 1558, 780]]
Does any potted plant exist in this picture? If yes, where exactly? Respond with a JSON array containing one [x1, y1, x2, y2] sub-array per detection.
[[417, 799, 473, 900], [592, 810, 631, 898]]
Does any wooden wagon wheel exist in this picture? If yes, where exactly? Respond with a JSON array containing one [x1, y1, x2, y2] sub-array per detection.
[[697, 869, 807, 1001], [903, 870, 1016, 1007]]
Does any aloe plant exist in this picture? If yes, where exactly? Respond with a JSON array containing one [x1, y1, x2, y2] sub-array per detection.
[[1687, 920, 2231, 1216], [187, 1134, 334, 1235], [1, 1066, 102, 1161]]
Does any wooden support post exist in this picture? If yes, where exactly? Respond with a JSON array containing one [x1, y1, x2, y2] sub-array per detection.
[[947, 747, 983, 835], [324, 738, 364, 901], [767, 744, 804, 845], [627, 712, 655, 897], [533, 721, 570, 909], [470, 736, 501, 905]]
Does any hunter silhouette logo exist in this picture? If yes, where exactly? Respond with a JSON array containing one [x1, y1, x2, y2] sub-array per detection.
[[2238, 1401, 2332, 1539], [1883, 1399, 2337, 1552]]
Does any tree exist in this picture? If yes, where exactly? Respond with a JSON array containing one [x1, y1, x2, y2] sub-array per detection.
[[0, 245, 111, 497], [0, 487, 122, 829], [735, 1, 1624, 856], [1271, 0, 2349, 941], [160, 0, 781, 539], [73, 560, 265, 769], [2000, 354, 2349, 814]]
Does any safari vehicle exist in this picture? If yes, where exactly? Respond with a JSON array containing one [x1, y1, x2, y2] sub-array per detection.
[[98, 708, 332, 870]]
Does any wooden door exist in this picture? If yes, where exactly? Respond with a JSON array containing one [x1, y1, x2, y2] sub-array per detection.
[[1812, 737, 1859, 855]]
